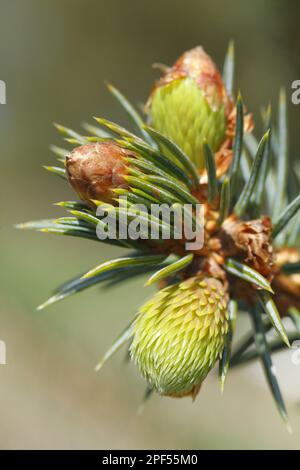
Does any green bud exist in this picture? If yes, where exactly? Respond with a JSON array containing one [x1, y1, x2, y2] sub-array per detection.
[[148, 47, 230, 172], [130, 275, 229, 398]]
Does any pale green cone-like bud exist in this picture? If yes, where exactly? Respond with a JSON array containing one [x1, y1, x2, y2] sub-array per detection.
[[148, 47, 231, 171], [130, 275, 229, 398]]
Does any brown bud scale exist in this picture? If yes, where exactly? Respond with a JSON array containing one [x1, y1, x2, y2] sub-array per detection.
[[66, 142, 132, 205]]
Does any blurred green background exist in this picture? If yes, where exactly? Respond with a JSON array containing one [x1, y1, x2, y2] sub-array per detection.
[[1, 0, 300, 449]]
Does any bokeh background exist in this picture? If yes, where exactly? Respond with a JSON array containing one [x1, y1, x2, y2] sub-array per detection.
[[1, 0, 300, 449]]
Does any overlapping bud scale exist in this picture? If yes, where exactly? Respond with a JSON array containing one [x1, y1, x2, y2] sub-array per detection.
[[66, 141, 131, 205]]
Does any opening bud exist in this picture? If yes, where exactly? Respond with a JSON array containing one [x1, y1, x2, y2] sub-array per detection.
[[148, 47, 232, 172]]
